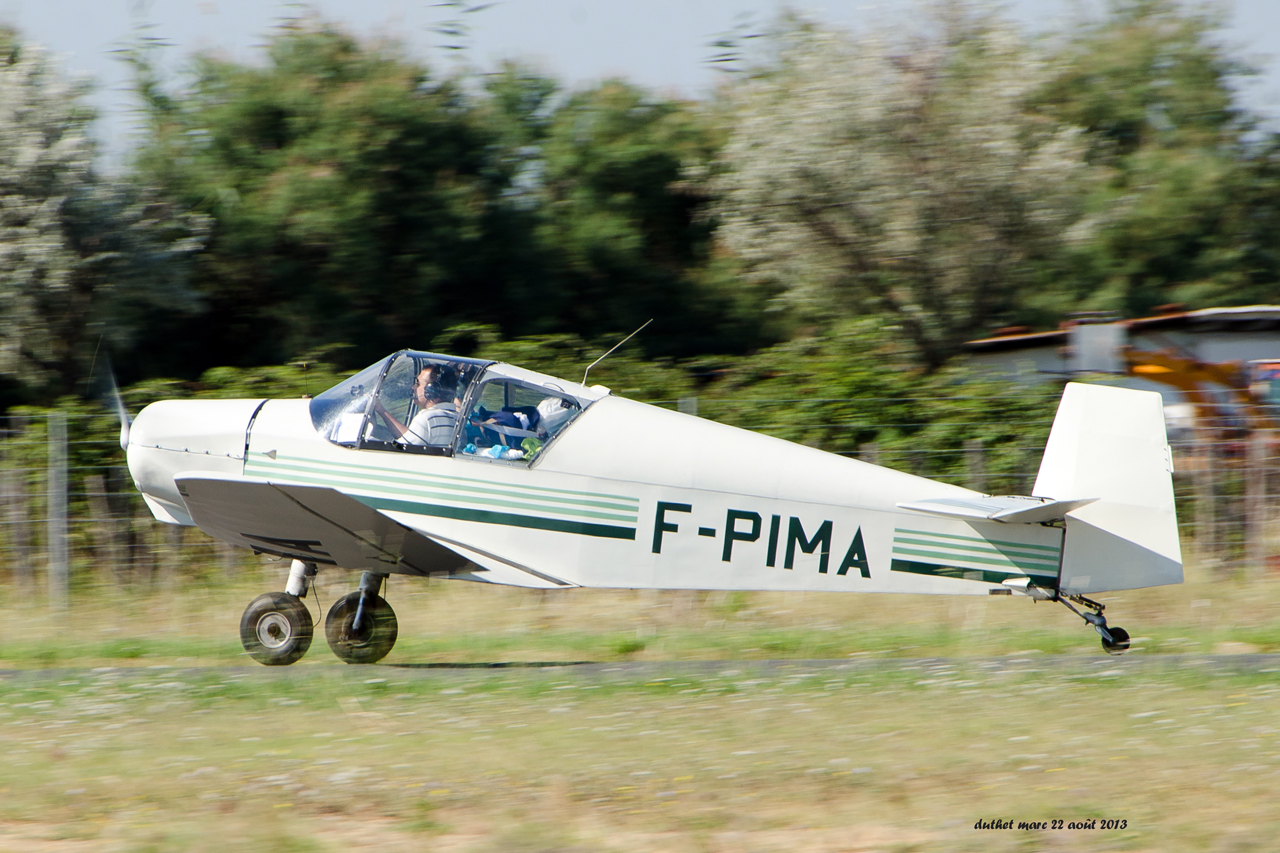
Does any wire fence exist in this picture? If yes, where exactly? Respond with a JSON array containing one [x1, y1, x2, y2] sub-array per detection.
[[0, 407, 1273, 605], [0, 413, 248, 603]]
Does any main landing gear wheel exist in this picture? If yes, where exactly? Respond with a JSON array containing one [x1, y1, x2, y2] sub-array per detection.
[[1101, 626, 1131, 656], [325, 592, 398, 664], [240, 592, 314, 666]]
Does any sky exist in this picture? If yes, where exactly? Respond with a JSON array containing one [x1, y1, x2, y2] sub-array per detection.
[[5, 0, 1279, 167]]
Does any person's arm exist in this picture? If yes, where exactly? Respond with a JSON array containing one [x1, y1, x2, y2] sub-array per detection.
[[372, 399, 411, 439]]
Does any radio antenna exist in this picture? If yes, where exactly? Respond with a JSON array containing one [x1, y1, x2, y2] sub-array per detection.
[[582, 319, 652, 387]]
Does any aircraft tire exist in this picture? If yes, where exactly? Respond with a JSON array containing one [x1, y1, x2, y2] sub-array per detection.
[[240, 592, 314, 666], [1101, 626, 1131, 656], [325, 592, 398, 664]]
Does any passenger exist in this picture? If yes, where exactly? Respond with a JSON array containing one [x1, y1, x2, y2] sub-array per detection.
[[479, 408, 536, 432], [374, 368, 458, 446]]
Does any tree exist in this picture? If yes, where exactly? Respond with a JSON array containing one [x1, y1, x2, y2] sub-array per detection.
[[535, 80, 767, 356], [1033, 0, 1280, 316], [0, 33, 203, 401], [129, 17, 530, 374], [713, 6, 1090, 369], [130, 14, 772, 376]]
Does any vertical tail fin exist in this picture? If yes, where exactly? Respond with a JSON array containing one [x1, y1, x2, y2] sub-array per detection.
[[1034, 383, 1182, 593]]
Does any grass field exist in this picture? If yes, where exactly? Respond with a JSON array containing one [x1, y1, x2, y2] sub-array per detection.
[[0, 659, 1277, 852], [2, 561, 1280, 668], [0, 563, 1276, 851]]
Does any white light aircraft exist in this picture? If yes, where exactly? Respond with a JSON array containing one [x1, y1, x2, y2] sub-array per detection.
[[120, 350, 1182, 664]]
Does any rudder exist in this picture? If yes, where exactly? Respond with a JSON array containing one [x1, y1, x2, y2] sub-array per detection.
[[1034, 383, 1183, 594]]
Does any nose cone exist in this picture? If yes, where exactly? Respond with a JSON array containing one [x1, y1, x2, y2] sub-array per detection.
[[127, 398, 266, 524]]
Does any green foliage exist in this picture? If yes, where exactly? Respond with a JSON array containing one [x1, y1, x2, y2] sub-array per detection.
[[713, 5, 1090, 369], [0, 30, 204, 401], [445, 319, 1059, 489], [1037, 0, 1244, 159], [3, 1, 1275, 413], [709, 321, 1062, 488], [435, 323, 695, 402], [1030, 0, 1280, 319], [121, 18, 766, 388], [534, 80, 767, 356], [129, 16, 526, 374]]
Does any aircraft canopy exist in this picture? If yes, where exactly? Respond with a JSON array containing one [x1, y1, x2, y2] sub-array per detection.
[[308, 351, 608, 464]]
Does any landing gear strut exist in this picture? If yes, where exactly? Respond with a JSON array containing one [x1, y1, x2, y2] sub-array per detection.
[[1058, 593, 1131, 656], [325, 571, 398, 664], [239, 560, 318, 666]]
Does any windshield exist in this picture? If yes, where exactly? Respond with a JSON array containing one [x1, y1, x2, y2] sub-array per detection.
[[309, 351, 490, 452], [309, 358, 390, 446]]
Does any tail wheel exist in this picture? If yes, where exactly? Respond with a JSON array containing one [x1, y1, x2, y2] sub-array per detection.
[[240, 592, 313, 666], [325, 592, 398, 664], [1102, 626, 1131, 656]]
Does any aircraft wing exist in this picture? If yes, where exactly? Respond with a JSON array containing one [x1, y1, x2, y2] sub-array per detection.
[[897, 495, 1098, 524], [172, 473, 572, 587]]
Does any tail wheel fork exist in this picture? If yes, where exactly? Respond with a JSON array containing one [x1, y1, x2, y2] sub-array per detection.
[[1058, 593, 1131, 656]]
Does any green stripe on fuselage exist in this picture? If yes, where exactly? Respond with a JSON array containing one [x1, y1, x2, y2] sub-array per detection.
[[891, 546, 1059, 571], [358, 495, 637, 540], [244, 462, 639, 523], [890, 559, 1057, 585], [893, 535, 1060, 564], [246, 455, 640, 509], [896, 528, 1061, 553]]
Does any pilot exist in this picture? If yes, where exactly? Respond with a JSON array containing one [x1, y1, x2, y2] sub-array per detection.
[[374, 367, 458, 446]]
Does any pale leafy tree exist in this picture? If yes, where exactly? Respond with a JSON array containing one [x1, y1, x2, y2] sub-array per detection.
[[713, 5, 1091, 369], [0, 33, 204, 395]]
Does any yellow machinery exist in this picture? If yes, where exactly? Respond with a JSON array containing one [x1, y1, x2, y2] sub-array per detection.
[[1121, 348, 1278, 435]]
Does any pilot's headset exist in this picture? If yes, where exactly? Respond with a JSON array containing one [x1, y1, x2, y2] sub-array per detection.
[[420, 381, 451, 405]]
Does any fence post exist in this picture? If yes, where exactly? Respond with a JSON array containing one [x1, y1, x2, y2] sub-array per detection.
[[1244, 427, 1274, 573], [964, 439, 986, 493], [1246, 430, 1270, 579], [859, 442, 881, 467], [1193, 439, 1217, 567], [47, 411, 68, 609], [677, 397, 699, 417]]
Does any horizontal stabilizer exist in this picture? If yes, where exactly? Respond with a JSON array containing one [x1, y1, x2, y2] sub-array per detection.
[[897, 495, 1098, 524], [1001, 576, 1055, 599]]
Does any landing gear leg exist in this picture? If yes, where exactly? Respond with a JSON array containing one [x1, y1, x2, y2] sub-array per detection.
[[1058, 593, 1131, 656], [285, 559, 317, 598], [239, 560, 317, 666], [325, 572, 398, 664]]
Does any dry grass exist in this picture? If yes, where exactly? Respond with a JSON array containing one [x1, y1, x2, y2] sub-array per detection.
[[0, 559, 1275, 850], [0, 660, 1276, 851], [0, 558, 1278, 668]]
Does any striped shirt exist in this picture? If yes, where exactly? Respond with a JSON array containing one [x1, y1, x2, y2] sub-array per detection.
[[404, 402, 457, 446]]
